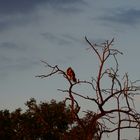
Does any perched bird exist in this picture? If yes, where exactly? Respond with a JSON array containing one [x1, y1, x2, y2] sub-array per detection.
[[66, 67, 77, 82]]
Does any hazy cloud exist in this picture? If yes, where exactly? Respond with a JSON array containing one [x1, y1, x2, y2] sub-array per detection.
[[0, 10, 38, 31], [0, 0, 86, 15], [98, 8, 140, 26], [41, 32, 73, 46], [61, 34, 82, 43], [0, 0, 86, 31], [0, 55, 38, 79], [0, 41, 25, 51], [0, 56, 38, 79], [0, 41, 38, 77], [0, 0, 45, 15]]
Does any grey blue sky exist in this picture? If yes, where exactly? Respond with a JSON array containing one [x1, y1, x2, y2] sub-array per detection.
[[1, 0, 140, 139], [1, 0, 140, 121]]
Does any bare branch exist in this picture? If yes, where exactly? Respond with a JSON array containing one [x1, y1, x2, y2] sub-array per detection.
[[37, 37, 140, 140]]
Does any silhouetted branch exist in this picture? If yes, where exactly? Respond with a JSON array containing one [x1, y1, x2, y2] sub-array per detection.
[[37, 37, 140, 140]]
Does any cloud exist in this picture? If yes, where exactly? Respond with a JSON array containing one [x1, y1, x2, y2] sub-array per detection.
[[0, 0, 86, 15], [0, 41, 25, 51], [61, 34, 82, 43], [97, 8, 140, 27], [0, 0, 47, 31], [46, 0, 86, 13], [41, 32, 74, 46], [0, 11, 37, 32], [0, 0, 87, 77], [0, 56, 38, 80], [0, 0, 86, 32], [0, 54, 38, 80], [0, 0, 43, 15], [41, 32, 86, 48], [0, 41, 38, 78]]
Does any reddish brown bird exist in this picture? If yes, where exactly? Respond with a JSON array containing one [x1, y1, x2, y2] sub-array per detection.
[[66, 67, 77, 82]]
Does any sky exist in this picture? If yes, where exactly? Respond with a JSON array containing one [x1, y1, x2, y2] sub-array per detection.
[[0, 0, 140, 109], [0, 0, 140, 138]]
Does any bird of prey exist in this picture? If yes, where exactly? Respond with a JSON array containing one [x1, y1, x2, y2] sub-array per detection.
[[66, 67, 77, 82]]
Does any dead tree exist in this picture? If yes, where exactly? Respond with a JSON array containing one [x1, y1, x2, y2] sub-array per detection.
[[37, 37, 140, 140]]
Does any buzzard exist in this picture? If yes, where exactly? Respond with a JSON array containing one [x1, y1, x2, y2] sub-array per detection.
[[66, 67, 77, 82]]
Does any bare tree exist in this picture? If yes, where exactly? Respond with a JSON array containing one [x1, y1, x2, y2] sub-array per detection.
[[37, 37, 140, 140]]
